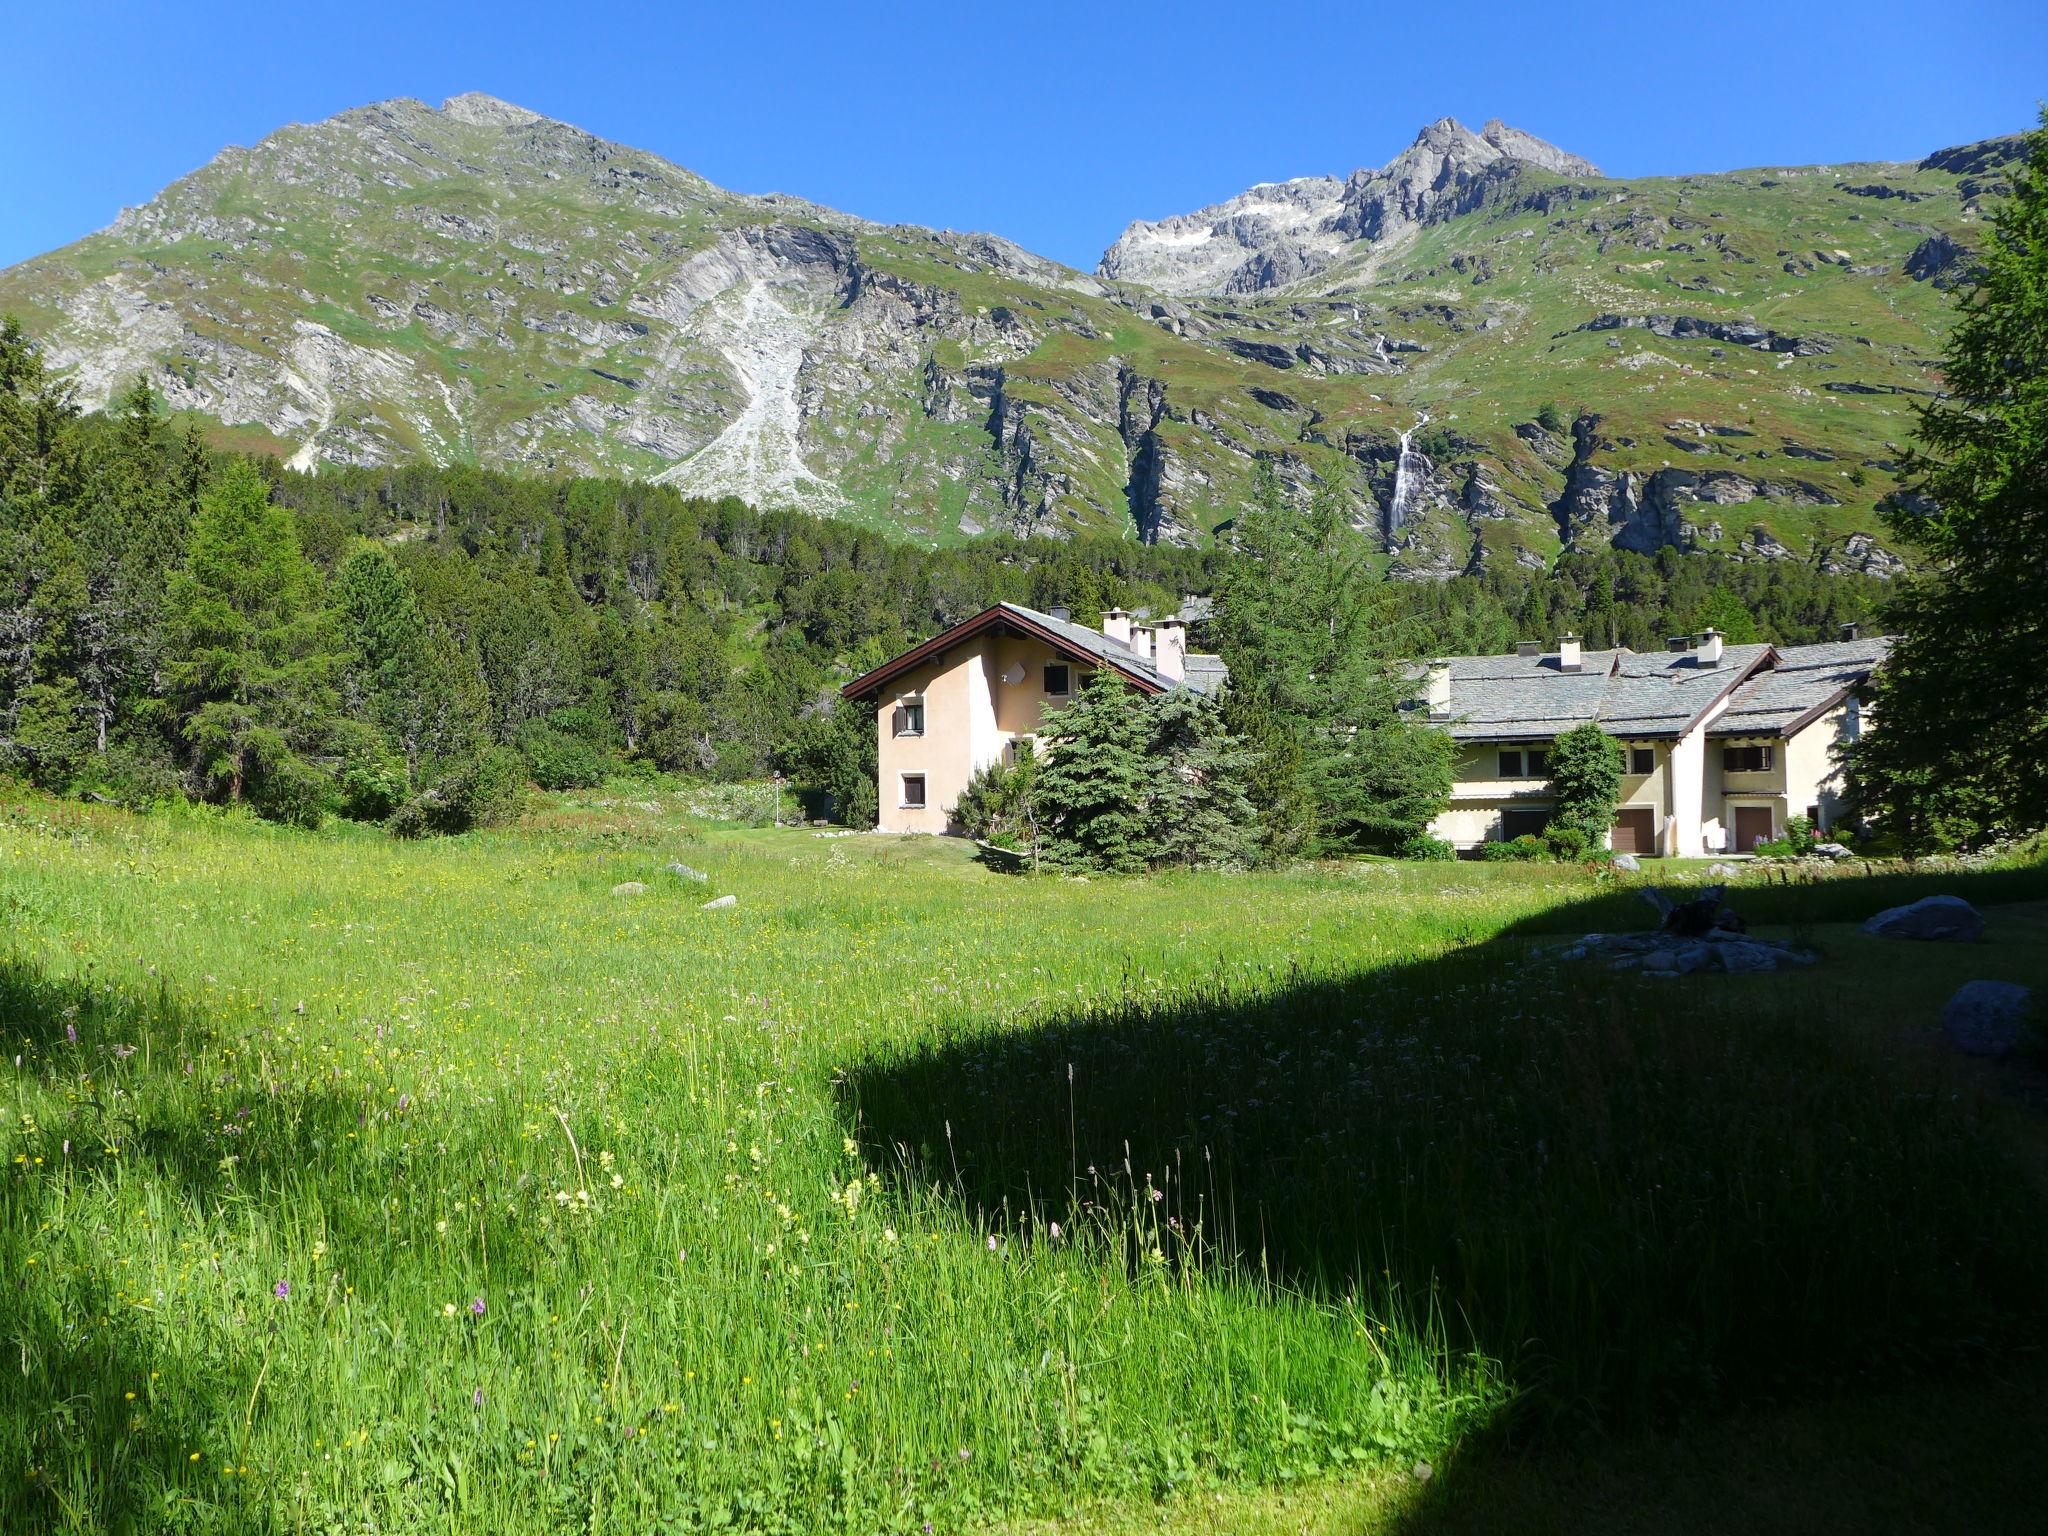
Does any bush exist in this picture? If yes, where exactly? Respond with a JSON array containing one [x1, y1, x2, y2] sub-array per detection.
[[1398, 833, 1456, 861], [516, 713, 614, 791], [955, 743, 1038, 847], [387, 746, 528, 838], [1535, 401, 1569, 434], [1477, 834, 1549, 862]]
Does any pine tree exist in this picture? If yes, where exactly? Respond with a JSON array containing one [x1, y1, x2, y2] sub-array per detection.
[[1213, 468, 1451, 855], [1142, 689, 1257, 868], [164, 459, 343, 823], [1850, 115, 2048, 848], [1035, 667, 1154, 872]]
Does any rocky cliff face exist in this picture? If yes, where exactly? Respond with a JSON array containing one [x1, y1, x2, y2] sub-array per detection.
[[0, 98, 2011, 575]]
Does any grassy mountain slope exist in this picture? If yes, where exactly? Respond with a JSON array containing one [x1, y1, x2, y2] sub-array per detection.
[[0, 97, 2019, 574]]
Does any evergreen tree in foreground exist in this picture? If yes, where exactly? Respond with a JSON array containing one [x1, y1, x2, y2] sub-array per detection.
[[1035, 668, 1154, 872], [1850, 114, 2048, 850], [164, 459, 343, 824], [1214, 468, 1452, 855]]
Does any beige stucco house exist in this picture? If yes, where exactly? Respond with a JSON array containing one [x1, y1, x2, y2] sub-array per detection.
[[1419, 628, 1888, 856], [842, 603, 1227, 834]]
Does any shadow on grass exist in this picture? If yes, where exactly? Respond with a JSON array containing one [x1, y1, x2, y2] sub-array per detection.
[[844, 868, 2048, 1490]]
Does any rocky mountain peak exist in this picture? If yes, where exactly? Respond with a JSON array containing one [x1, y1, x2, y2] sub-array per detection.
[[439, 92, 550, 129], [1100, 116, 1602, 297]]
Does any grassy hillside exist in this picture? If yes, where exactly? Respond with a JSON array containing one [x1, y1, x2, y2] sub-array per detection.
[[2, 787, 2043, 1532]]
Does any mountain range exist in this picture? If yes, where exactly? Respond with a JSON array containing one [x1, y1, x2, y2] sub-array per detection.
[[0, 93, 2025, 575]]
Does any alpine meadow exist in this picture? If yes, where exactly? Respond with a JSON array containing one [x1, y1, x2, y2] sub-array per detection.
[[4, 24, 2048, 1536]]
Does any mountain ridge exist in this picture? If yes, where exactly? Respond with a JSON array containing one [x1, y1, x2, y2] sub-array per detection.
[[0, 95, 2025, 579]]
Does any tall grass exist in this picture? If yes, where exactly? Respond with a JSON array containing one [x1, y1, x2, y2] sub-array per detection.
[[0, 790, 2041, 1533]]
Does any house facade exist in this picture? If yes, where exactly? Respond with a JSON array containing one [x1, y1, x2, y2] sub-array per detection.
[[842, 603, 1227, 834], [1420, 628, 1888, 856]]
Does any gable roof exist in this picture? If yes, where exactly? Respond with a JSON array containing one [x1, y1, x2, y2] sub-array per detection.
[[842, 602, 1196, 701], [1710, 636, 1891, 737], [1418, 642, 1773, 741]]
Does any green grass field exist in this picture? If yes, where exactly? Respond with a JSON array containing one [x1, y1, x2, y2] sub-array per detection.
[[2, 788, 2044, 1534]]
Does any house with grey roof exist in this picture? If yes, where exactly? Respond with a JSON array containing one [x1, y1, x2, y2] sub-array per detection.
[[1418, 628, 1889, 856], [842, 602, 1226, 834]]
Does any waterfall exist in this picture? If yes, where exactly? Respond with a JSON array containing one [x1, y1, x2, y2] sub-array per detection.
[[1386, 409, 1429, 536]]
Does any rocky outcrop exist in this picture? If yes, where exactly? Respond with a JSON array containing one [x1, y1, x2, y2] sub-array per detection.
[[1904, 232, 1979, 288], [1577, 313, 1828, 355]]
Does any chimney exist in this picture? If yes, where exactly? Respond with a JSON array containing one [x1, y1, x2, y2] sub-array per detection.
[[1153, 617, 1187, 682], [1048, 604, 1071, 623], [1558, 633, 1583, 673], [1425, 658, 1452, 717], [1696, 628, 1724, 667], [1839, 621, 1860, 642], [1667, 634, 1693, 653], [1515, 640, 1540, 658], [1128, 623, 1154, 663], [1102, 607, 1132, 647]]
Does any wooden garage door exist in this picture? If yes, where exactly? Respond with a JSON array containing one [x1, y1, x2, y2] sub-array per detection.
[[1733, 806, 1774, 851], [1612, 807, 1655, 855]]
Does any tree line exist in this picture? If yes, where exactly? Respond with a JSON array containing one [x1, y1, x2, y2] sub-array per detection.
[[1, 310, 1900, 840]]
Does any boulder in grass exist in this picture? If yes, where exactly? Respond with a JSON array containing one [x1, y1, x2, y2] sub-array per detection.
[[1941, 981, 2032, 1059], [611, 881, 648, 897], [1813, 842, 1856, 860], [1612, 852, 1640, 872], [666, 862, 709, 882], [1861, 894, 1984, 942], [701, 894, 737, 910]]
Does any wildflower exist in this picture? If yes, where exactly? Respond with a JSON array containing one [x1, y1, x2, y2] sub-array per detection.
[[273, 1280, 290, 1300], [472, 1388, 484, 1408], [470, 1296, 486, 1316], [442, 1302, 458, 1318], [1048, 1221, 1062, 1241], [986, 1234, 998, 1252]]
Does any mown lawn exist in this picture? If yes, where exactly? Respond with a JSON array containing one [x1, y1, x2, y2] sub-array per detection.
[[1, 788, 2043, 1534]]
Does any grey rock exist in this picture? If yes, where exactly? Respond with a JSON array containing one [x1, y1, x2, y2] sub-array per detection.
[[1707, 863, 1738, 879], [700, 894, 737, 910], [1941, 981, 2032, 1058], [665, 862, 709, 882], [1612, 852, 1641, 872], [610, 881, 647, 897], [1861, 894, 1984, 943], [1812, 842, 1855, 860]]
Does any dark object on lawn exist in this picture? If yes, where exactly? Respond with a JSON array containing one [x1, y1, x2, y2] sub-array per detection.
[[1641, 883, 1744, 937]]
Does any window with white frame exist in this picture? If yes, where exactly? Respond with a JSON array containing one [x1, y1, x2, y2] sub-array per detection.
[[899, 773, 927, 809]]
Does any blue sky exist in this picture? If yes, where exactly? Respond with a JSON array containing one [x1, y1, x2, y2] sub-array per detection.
[[2, 1, 2041, 272]]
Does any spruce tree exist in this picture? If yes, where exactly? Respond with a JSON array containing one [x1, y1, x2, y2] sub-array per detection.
[[1142, 689, 1257, 869], [1213, 467, 1452, 855], [1034, 667, 1153, 872], [1850, 115, 2048, 848], [164, 458, 343, 823]]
